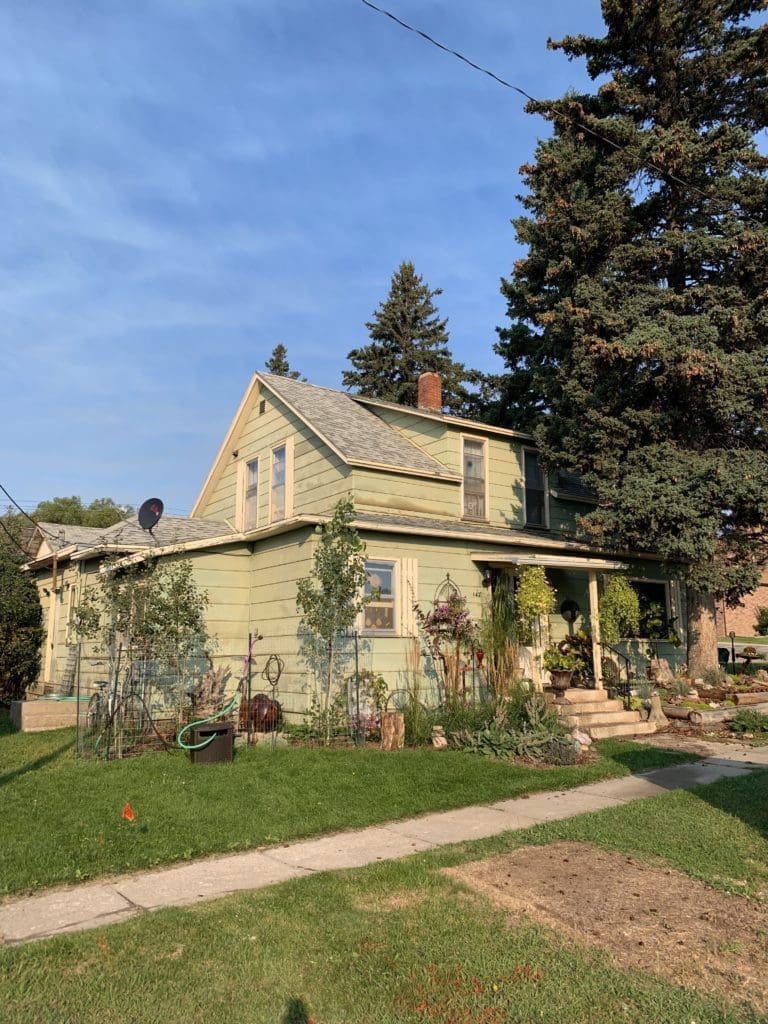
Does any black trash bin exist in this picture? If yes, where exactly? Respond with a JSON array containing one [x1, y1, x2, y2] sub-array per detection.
[[190, 720, 234, 764]]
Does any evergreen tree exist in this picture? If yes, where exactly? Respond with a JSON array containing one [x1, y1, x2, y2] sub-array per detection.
[[343, 261, 476, 414], [265, 344, 302, 379], [495, 1, 768, 673]]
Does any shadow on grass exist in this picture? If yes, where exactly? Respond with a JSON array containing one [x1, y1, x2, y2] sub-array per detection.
[[281, 996, 313, 1023], [595, 739, 697, 775], [691, 769, 768, 838], [0, 739, 76, 788]]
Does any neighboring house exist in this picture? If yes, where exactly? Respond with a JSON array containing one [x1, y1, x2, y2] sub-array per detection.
[[716, 573, 768, 638], [25, 371, 686, 715]]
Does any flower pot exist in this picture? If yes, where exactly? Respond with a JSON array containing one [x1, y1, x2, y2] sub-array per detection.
[[548, 669, 573, 703]]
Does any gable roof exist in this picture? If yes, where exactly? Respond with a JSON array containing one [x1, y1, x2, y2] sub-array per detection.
[[192, 372, 461, 515], [259, 373, 456, 477], [27, 522, 109, 559]]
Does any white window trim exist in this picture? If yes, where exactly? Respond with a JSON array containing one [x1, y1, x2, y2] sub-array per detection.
[[523, 447, 549, 529], [460, 434, 489, 522], [358, 556, 418, 638], [234, 456, 260, 532], [270, 437, 294, 523]]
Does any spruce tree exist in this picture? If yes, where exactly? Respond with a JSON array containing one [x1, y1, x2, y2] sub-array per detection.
[[265, 344, 302, 379], [494, 1, 768, 673], [343, 261, 476, 414]]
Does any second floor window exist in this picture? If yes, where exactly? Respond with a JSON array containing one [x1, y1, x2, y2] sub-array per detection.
[[524, 449, 548, 527], [244, 459, 259, 530], [463, 438, 486, 519], [271, 445, 286, 522]]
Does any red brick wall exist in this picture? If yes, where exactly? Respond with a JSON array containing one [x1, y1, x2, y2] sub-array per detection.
[[715, 576, 768, 637]]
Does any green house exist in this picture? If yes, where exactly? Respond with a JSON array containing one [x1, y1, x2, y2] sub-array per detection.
[[25, 371, 685, 719]]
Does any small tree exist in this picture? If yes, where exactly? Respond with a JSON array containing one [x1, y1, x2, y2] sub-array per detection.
[[76, 556, 211, 724], [296, 498, 368, 745], [265, 344, 302, 379]]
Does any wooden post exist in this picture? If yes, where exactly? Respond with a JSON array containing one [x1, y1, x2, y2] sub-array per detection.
[[588, 571, 603, 690], [380, 711, 405, 751]]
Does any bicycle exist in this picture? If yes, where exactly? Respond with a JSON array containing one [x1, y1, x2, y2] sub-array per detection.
[[83, 680, 111, 753]]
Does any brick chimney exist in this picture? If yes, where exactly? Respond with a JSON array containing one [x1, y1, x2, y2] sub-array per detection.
[[417, 371, 442, 413]]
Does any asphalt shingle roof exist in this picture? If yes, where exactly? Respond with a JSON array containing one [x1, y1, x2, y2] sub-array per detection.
[[97, 515, 236, 548], [259, 373, 457, 478]]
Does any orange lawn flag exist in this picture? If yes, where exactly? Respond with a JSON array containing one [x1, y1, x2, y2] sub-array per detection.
[[121, 803, 136, 822]]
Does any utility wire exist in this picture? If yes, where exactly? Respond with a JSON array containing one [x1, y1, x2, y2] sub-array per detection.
[[358, 0, 764, 218], [0, 482, 58, 540], [0, 514, 34, 558]]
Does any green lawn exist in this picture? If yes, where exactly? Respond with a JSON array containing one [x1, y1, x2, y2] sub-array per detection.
[[0, 709, 693, 897], [1, 770, 765, 1023]]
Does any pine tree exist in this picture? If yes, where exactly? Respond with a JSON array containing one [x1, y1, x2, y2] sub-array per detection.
[[343, 261, 476, 414], [494, 1, 768, 673], [265, 344, 302, 379]]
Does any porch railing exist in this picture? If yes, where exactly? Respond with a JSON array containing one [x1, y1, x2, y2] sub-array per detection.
[[600, 642, 634, 710]]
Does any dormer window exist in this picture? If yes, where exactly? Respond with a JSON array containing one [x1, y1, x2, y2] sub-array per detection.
[[462, 438, 487, 520]]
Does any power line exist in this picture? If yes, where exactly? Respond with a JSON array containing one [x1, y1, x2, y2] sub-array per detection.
[[358, 0, 762, 217], [0, 515, 33, 558], [0, 482, 58, 540]]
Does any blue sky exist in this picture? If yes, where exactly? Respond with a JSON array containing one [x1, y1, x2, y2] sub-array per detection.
[[1, 0, 606, 516]]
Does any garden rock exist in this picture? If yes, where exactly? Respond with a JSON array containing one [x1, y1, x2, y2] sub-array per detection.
[[753, 669, 768, 684], [431, 726, 448, 750], [571, 728, 592, 748]]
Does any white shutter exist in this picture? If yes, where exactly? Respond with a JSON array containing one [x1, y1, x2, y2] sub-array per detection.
[[399, 558, 418, 636]]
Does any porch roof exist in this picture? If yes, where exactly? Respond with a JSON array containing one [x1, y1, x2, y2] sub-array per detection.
[[471, 551, 628, 572]]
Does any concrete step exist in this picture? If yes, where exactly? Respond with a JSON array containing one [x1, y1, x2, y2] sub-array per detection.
[[553, 688, 612, 704], [588, 720, 657, 740], [563, 710, 643, 728], [556, 699, 625, 716]]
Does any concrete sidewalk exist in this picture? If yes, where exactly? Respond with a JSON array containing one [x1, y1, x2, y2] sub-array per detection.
[[1, 750, 765, 947]]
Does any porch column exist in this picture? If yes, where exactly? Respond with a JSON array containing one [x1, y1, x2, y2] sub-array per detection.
[[588, 570, 603, 690]]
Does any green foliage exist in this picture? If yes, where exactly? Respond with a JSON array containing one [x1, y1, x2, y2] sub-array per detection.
[[449, 694, 572, 764], [342, 261, 478, 415], [0, 550, 44, 701], [754, 607, 768, 636], [730, 708, 768, 735], [513, 566, 555, 645], [264, 343, 302, 379], [415, 589, 478, 704], [478, 575, 521, 698], [33, 496, 129, 528], [296, 497, 367, 744], [599, 576, 640, 645], [542, 643, 579, 672], [490, 2, 768, 604]]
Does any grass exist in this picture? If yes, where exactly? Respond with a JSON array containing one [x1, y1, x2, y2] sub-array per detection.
[[0, 709, 693, 897], [1, 770, 766, 1023]]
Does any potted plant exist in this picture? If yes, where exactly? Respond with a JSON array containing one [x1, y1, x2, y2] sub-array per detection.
[[542, 643, 579, 700]]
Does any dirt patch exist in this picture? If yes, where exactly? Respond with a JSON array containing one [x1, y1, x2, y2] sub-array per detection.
[[446, 842, 768, 1015]]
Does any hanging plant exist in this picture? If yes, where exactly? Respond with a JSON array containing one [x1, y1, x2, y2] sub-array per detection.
[[514, 567, 555, 646], [599, 575, 640, 645]]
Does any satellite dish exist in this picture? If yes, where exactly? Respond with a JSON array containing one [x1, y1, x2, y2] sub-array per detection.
[[138, 498, 164, 535]]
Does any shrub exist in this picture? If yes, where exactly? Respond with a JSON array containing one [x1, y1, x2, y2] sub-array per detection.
[[731, 709, 768, 735], [754, 607, 768, 636]]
